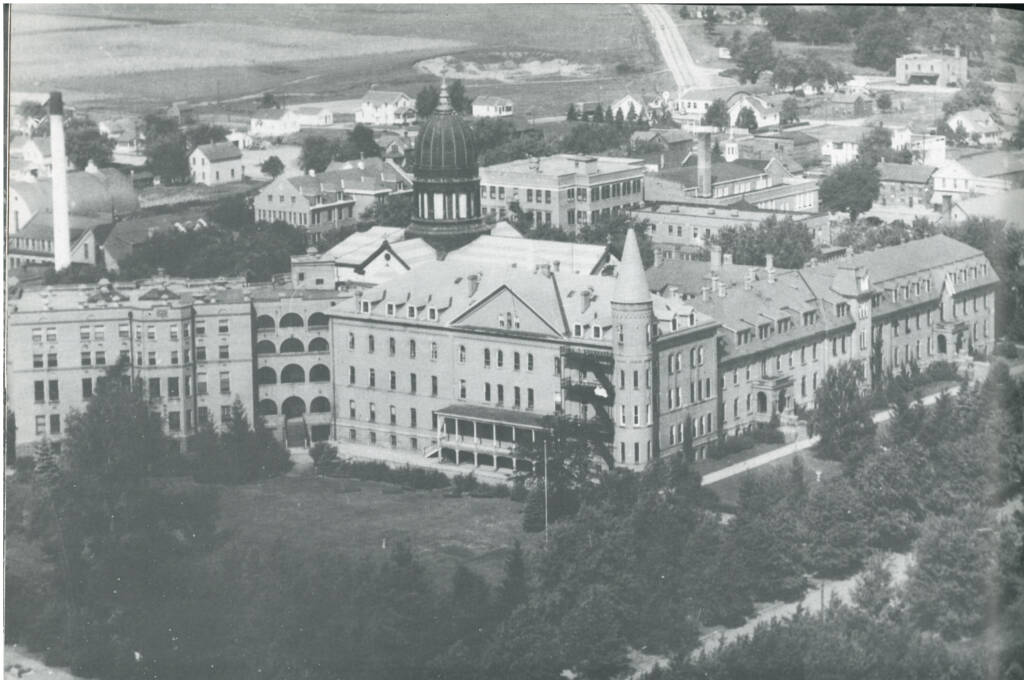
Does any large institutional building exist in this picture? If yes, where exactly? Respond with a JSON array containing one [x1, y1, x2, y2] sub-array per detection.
[[8, 80, 999, 470]]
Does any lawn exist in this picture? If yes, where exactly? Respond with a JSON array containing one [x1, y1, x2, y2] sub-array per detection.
[[202, 473, 535, 585], [706, 450, 844, 508]]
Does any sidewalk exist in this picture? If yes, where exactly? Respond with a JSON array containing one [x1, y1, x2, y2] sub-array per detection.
[[701, 382, 964, 487]]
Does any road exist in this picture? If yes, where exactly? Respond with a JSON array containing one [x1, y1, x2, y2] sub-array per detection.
[[639, 4, 708, 92]]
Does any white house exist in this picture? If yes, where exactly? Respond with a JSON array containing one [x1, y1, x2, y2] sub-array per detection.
[[288, 106, 334, 128], [910, 133, 947, 165], [189, 142, 244, 186], [12, 136, 60, 176], [472, 96, 515, 118], [249, 109, 301, 138], [946, 109, 1004, 147], [726, 92, 779, 130], [355, 90, 416, 127], [608, 94, 646, 121]]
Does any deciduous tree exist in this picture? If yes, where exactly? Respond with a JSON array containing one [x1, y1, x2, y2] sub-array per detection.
[[819, 161, 880, 220], [260, 155, 285, 177], [813, 361, 876, 464]]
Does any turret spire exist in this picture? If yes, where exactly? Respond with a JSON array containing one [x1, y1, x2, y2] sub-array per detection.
[[613, 228, 651, 304], [437, 75, 452, 113]]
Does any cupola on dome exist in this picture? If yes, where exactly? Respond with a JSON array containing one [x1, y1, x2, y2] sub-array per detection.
[[412, 80, 478, 180]]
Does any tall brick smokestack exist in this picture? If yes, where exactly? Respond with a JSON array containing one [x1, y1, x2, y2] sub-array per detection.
[[696, 131, 712, 198], [49, 91, 72, 270]]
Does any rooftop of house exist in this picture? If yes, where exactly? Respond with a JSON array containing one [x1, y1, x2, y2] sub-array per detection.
[[334, 253, 711, 340], [11, 167, 139, 217], [445, 234, 614, 277], [631, 128, 694, 146], [802, 125, 872, 145], [753, 130, 819, 146], [655, 158, 769, 189], [290, 106, 331, 116], [877, 162, 937, 184], [954, 187, 1024, 225], [952, 149, 1024, 178], [9, 277, 352, 314], [252, 108, 290, 121], [193, 142, 243, 162], [948, 108, 1002, 132], [9, 212, 110, 250], [479, 154, 645, 177], [473, 95, 514, 107], [361, 90, 411, 106], [101, 207, 211, 264]]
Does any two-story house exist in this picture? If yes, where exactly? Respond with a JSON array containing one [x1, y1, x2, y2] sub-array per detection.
[[355, 90, 416, 127], [189, 143, 244, 186]]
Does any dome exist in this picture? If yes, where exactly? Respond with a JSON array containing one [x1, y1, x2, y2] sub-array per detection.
[[413, 81, 477, 179]]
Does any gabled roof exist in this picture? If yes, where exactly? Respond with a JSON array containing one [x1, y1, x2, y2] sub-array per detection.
[[803, 125, 872, 145], [291, 106, 331, 116], [656, 158, 767, 188], [252, 108, 289, 121], [323, 226, 409, 265], [10, 168, 139, 217], [843, 234, 984, 284], [361, 90, 411, 106], [877, 162, 936, 184], [101, 207, 209, 263], [444, 235, 613, 276], [948, 108, 1001, 133], [193, 142, 242, 162], [631, 128, 693, 146], [473, 95, 514, 107]]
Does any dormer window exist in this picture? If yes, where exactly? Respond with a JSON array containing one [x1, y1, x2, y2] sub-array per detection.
[[361, 300, 371, 313], [573, 324, 583, 337], [428, 307, 438, 321], [671, 317, 678, 332], [913, 282, 920, 296], [407, 306, 417, 319], [803, 311, 817, 325], [498, 313, 506, 329], [592, 326, 602, 339], [386, 303, 396, 316], [836, 303, 849, 318]]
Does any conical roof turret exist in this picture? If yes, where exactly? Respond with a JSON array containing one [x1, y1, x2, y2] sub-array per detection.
[[613, 228, 651, 304]]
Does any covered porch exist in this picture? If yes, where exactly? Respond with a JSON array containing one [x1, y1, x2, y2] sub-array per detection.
[[750, 373, 795, 423], [429, 404, 548, 473]]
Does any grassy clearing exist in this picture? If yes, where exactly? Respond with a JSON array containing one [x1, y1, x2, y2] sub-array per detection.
[[707, 451, 844, 508]]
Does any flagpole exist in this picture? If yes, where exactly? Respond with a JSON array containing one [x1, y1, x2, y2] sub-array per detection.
[[543, 440, 549, 547]]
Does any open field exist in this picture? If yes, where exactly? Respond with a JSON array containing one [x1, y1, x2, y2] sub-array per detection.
[[11, 5, 662, 117]]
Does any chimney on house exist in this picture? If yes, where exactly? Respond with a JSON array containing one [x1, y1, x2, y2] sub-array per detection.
[[710, 244, 722, 272], [467, 272, 481, 296], [717, 279, 726, 297], [700, 285, 709, 301], [723, 253, 733, 266], [552, 260, 561, 273], [580, 287, 593, 312], [696, 131, 713, 198], [49, 91, 72, 271], [744, 268, 755, 290]]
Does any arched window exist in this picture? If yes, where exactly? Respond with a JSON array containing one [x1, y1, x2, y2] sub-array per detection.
[[257, 399, 278, 416], [256, 315, 275, 331], [309, 364, 331, 383], [310, 396, 331, 413], [308, 337, 329, 353], [282, 396, 306, 418], [308, 312, 329, 329], [280, 313, 304, 328], [484, 348, 491, 367], [256, 340, 276, 355], [281, 364, 305, 383], [459, 345, 466, 363], [280, 337, 304, 353], [256, 366, 277, 385]]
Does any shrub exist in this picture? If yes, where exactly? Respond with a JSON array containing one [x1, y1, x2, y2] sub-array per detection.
[[996, 341, 1020, 359], [995, 65, 1018, 83], [923, 360, 958, 383], [750, 425, 786, 446], [325, 459, 451, 490], [713, 434, 756, 459]]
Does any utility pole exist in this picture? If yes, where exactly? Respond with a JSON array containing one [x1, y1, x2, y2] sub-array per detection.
[[543, 440, 550, 547]]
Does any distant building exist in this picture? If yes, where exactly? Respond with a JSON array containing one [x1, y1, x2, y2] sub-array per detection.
[[676, 88, 777, 128], [944, 187, 1024, 226], [249, 109, 301, 138], [472, 96, 515, 118], [822, 92, 875, 119], [99, 118, 146, 165], [946, 109, 1004, 147], [102, 207, 210, 271], [189, 142, 244, 186], [630, 128, 694, 172], [8, 166, 138, 235], [11, 136, 60, 177], [876, 162, 936, 209], [355, 90, 416, 126], [895, 50, 969, 87], [931, 149, 1024, 208], [910, 132, 947, 165], [478, 154, 646, 231], [726, 92, 779, 130], [608, 94, 646, 121], [288, 106, 334, 128], [735, 130, 821, 168], [633, 203, 833, 263]]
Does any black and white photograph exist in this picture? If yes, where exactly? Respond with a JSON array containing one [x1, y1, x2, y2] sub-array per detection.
[[4, 3, 1024, 679]]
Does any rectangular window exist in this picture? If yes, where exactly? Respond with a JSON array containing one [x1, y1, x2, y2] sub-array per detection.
[[221, 406, 231, 423], [80, 326, 91, 342], [389, 371, 397, 390], [410, 373, 417, 393], [48, 380, 59, 402], [95, 351, 106, 366], [432, 376, 439, 396], [218, 319, 229, 334], [82, 351, 92, 367], [47, 353, 58, 368], [170, 325, 179, 341], [369, 369, 376, 387], [35, 415, 46, 435], [171, 350, 179, 365], [527, 388, 535, 410], [195, 321, 206, 336], [50, 414, 61, 435], [220, 372, 231, 394], [33, 353, 43, 368], [219, 345, 229, 360], [82, 377, 93, 398], [349, 366, 356, 384], [196, 345, 207, 361], [149, 377, 161, 398], [168, 411, 181, 432], [369, 403, 377, 422], [148, 351, 157, 366], [410, 408, 417, 428], [168, 378, 180, 398], [514, 386, 521, 408], [147, 325, 157, 340]]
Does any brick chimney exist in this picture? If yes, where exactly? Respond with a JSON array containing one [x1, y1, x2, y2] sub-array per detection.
[[696, 131, 713, 198], [49, 91, 72, 271]]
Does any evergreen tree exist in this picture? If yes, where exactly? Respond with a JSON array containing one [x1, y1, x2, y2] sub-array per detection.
[[496, 541, 528, 617], [566, 103, 578, 121], [592, 104, 605, 123], [813, 361, 876, 464]]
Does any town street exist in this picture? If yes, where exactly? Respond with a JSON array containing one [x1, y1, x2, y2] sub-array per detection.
[[639, 4, 709, 92]]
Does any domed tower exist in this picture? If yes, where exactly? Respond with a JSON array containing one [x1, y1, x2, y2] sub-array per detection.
[[407, 78, 490, 251], [612, 228, 658, 469]]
